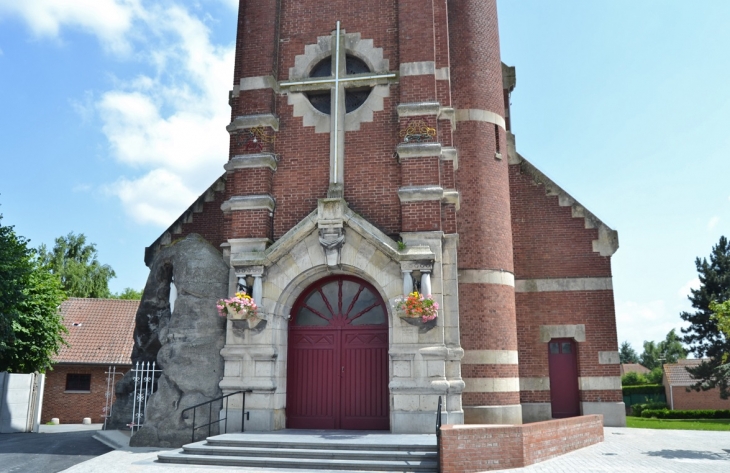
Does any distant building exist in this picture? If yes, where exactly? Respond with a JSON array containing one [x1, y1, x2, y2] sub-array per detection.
[[620, 363, 650, 376], [663, 359, 730, 411], [41, 298, 137, 424]]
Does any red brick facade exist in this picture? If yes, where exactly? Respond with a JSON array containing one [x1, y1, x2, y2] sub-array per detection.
[[439, 415, 604, 472], [667, 386, 730, 411], [42, 364, 129, 424], [149, 0, 622, 428]]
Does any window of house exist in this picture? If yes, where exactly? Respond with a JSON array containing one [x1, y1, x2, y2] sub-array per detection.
[[65, 373, 91, 392]]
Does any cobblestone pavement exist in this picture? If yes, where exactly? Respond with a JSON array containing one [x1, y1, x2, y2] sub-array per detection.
[[502, 427, 730, 473]]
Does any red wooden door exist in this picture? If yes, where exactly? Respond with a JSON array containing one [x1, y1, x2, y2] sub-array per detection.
[[548, 338, 580, 418], [286, 276, 389, 430]]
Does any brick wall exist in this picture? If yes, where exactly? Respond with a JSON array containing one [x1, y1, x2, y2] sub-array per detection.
[[42, 364, 130, 424], [669, 385, 730, 411], [439, 415, 604, 472]]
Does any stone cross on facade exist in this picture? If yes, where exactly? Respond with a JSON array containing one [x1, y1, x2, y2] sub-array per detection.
[[280, 21, 395, 198]]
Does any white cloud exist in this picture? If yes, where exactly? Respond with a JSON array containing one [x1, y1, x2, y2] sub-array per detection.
[[0, 0, 142, 54], [108, 169, 200, 225], [708, 215, 720, 230], [677, 277, 700, 300], [615, 299, 687, 352], [96, 4, 234, 225]]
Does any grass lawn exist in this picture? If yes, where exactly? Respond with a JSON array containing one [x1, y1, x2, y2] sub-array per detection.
[[627, 416, 730, 431]]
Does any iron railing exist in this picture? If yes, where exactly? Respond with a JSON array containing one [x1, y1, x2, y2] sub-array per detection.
[[181, 390, 252, 443], [436, 395, 443, 473]]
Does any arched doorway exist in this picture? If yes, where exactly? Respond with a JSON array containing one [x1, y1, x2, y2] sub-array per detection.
[[286, 275, 389, 430], [548, 338, 580, 418]]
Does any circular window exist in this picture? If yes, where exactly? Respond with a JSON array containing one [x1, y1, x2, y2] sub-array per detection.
[[306, 55, 373, 115]]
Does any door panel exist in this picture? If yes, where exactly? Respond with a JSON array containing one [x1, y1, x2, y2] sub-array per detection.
[[341, 330, 389, 429], [548, 338, 580, 418], [286, 331, 338, 429]]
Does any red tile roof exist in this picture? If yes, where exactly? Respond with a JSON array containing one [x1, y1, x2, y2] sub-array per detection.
[[620, 363, 650, 376], [54, 298, 138, 365], [663, 359, 704, 386]]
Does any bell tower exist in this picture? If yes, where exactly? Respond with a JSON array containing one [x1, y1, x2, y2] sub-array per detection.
[[218, 0, 521, 430]]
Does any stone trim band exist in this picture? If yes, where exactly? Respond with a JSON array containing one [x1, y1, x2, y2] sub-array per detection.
[[458, 269, 515, 287], [399, 61, 449, 80], [462, 350, 519, 365], [221, 195, 276, 213], [515, 277, 613, 293], [463, 377, 520, 393], [519, 376, 622, 391], [454, 108, 506, 130]]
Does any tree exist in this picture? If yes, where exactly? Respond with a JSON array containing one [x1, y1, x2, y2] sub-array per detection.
[[639, 329, 687, 370], [3, 262, 67, 373], [39, 233, 116, 298], [619, 341, 640, 364], [111, 287, 143, 300], [0, 213, 34, 358], [0, 213, 67, 373], [681, 236, 730, 398]]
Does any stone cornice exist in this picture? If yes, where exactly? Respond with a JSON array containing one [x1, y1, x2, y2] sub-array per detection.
[[396, 142, 442, 159], [221, 195, 275, 213], [226, 113, 280, 133], [224, 153, 278, 172], [397, 186, 444, 202]]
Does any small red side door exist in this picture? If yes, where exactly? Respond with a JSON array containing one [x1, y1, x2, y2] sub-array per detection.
[[548, 338, 580, 418]]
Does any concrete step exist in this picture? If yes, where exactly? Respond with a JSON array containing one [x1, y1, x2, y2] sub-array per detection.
[[181, 443, 437, 461], [157, 451, 439, 472], [205, 437, 438, 452]]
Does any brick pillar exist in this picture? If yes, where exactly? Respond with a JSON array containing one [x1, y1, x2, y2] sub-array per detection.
[[449, 0, 521, 424], [396, 1, 444, 233], [224, 0, 281, 241]]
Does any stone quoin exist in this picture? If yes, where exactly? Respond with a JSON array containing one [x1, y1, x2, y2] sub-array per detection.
[[114, 0, 625, 446]]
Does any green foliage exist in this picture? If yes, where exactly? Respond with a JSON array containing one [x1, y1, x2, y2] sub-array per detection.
[[397, 240, 406, 251], [680, 236, 730, 398], [0, 213, 34, 358], [631, 401, 668, 417], [640, 329, 687, 370], [0, 213, 67, 373], [622, 384, 665, 396], [39, 232, 116, 298], [621, 371, 647, 386], [111, 288, 142, 300], [646, 367, 664, 384], [3, 264, 67, 373], [641, 408, 730, 419], [619, 341, 640, 364]]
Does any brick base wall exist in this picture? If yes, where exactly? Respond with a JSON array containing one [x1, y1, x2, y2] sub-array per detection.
[[669, 385, 730, 411], [42, 364, 130, 424], [439, 415, 604, 472]]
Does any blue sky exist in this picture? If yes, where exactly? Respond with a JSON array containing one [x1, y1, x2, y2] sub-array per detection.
[[1, 1, 728, 354]]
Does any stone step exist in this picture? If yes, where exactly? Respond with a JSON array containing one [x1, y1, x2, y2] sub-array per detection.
[[157, 451, 439, 472], [205, 437, 438, 452], [181, 443, 437, 462]]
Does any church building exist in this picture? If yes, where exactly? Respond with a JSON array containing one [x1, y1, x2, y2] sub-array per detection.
[[141, 0, 625, 434]]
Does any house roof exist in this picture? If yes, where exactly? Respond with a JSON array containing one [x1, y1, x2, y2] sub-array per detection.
[[620, 363, 650, 376], [54, 298, 138, 366], [663, 359, 704, 386]]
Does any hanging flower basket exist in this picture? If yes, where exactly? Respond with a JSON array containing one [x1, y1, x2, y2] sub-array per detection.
[[217, 292, 259, 322], [392, 292, 438, 323]]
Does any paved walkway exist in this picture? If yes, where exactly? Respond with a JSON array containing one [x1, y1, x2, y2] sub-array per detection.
[[59, 427, 730, 473]]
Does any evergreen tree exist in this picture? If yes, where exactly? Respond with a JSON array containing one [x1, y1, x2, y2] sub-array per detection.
[[680, 236, 730, 397], [619, 341, 640, 364], [39, 233, 116, 298]]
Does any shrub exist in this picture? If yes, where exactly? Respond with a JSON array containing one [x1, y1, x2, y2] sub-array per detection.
[[622, 372, 647, 386], [632, 402, 668, 417], [641, 409, 730, 419], [622, 384, 665, 396]]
